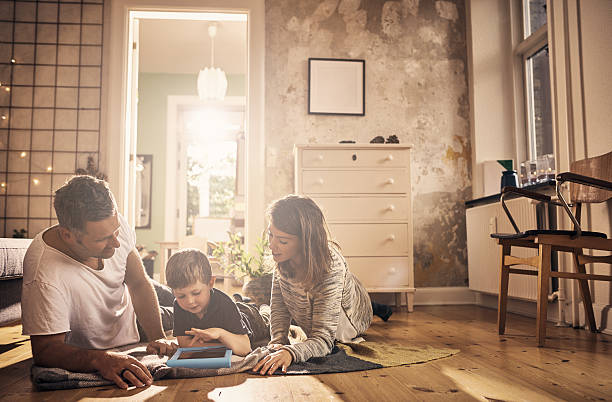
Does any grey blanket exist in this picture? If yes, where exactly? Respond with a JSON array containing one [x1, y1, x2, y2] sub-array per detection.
[[31, 343, 274, 391], [31, 335, 460, 391], [31, 343, 383, 391]]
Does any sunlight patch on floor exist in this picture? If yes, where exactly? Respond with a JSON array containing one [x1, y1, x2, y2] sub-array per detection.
[[441, 366, 558, 402], [0, 324, 31, 369], [79, 384, 168, 401], [208, 376, 342, 401]]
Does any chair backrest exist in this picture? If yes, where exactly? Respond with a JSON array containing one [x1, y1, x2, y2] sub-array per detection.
[[178, 235, 208, 252], [570, 150, 612, 203]]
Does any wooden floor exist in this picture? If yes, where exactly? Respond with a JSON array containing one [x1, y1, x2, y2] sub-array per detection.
[[1, 305, 611, 401]]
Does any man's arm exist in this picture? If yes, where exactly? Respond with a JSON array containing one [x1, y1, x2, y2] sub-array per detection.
[[31, 333, 152, 389], [124, 248, 165, 341]]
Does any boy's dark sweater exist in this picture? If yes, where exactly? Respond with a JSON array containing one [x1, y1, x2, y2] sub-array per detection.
[[173, 288, 254, 341]]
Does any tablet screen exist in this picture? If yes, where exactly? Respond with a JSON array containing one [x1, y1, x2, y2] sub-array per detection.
[[178, 348, 228, 359]]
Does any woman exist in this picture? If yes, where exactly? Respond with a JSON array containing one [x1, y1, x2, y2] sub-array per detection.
[[253, 195, 391, 375]]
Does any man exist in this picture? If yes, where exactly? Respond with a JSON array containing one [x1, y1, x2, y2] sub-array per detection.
[[21, 175, 172, 389]]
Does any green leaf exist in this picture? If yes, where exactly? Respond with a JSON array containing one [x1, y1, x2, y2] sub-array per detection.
[[497, 160, 513, 171]]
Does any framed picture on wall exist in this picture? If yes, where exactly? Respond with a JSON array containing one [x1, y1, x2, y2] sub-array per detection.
[[308, 58, 365, 116]]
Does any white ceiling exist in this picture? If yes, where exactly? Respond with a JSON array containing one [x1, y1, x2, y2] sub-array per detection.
[[139, 19, 247, 75]]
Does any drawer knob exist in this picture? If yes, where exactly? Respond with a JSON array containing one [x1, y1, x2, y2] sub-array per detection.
[[316, 154, 324, 161], [352, 154, 357, 161], [385, 154, 394, 161], [316, 178, 324, 185], [385, 178, 395, 185], [386, 234, 396, 241], [387, 204, 395, 212], [388, 267, 397, 274]]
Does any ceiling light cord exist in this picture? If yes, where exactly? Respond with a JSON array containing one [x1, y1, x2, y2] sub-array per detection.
[[208, 24, 217, 68]]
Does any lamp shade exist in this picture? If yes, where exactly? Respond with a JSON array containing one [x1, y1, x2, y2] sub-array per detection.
[[197, 67, 228, 100]]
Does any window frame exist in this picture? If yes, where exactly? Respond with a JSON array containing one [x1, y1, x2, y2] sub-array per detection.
[[511, 0, 553, 164]]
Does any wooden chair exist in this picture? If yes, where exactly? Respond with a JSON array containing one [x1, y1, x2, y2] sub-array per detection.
[[491, 150, 612, 346]]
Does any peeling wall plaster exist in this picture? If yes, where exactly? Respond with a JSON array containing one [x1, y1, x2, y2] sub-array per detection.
[[265, 0, 471, 287]]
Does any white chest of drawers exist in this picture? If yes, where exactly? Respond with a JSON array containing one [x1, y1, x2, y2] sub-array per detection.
[[294, 144, 415, 312]]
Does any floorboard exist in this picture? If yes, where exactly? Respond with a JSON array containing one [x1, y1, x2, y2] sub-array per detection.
[[1, 305, 611, 401]]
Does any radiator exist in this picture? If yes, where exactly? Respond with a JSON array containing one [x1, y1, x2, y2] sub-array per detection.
[[466, 198, 542, 301]]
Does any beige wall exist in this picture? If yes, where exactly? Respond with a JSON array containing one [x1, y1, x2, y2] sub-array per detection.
[[466, 0, 515, 199], [265, 0, 471, 287], [576, 0, 612, 329]]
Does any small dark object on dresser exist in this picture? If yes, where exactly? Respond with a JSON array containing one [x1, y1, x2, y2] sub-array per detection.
[[370, 136, 385, 143], [386, 135, 399, 144], [339, 140, 356, 143]]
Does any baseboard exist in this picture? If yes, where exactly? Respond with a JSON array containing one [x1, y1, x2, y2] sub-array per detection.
[[474, 292, 566, 323], [413, 287, 478, 305]]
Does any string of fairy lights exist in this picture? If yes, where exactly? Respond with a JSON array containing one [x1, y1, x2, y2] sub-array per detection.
[[2, 75, 70, 191]]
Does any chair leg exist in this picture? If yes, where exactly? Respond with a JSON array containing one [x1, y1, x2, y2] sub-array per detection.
[[573, 249, 597, 332], [536, 244, 552, 347], [498, 244, 511, 335]]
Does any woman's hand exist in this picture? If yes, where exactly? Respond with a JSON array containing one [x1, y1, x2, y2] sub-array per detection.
[[185, 328, 222, 346], [252, 348, 293, 375], [146, 338, 178, 357]]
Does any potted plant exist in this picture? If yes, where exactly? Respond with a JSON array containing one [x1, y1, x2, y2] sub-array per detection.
[[212, 232, 274, 306]]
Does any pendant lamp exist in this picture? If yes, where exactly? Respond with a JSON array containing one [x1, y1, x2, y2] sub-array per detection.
[[197, 24, 228, 100]]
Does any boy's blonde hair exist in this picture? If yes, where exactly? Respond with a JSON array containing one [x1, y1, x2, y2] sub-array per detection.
[[165, 248, 212, 289], [267, 194, 333, 290]]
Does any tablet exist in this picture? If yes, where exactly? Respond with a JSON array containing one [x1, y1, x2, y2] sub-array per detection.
[[166, 346, 232, 369]]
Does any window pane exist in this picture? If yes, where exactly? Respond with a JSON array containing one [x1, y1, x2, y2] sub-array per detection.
[[525, 46, 553, 160], [523, 0, 547, 38]]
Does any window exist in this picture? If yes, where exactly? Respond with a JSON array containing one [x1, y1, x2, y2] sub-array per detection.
[[517, 0, 553, 163], [523, 0, 547, 38], [525, 45, 553, 158], [179, 105, 245, 237]]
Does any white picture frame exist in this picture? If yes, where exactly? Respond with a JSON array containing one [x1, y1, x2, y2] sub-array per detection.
[[308, 58, 365, 116]]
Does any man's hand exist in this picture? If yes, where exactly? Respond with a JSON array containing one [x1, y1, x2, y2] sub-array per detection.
[[146, 338, 178, 357], [252, 347, 293, 375], [92, 351, 153, 390], [185, 328, 222, 346]]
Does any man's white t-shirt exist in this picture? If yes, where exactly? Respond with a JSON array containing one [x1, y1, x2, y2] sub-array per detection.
[[21, 213, 140, 349]]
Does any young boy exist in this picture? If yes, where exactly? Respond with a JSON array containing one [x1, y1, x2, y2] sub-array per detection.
[[147, 249, 270, 357]]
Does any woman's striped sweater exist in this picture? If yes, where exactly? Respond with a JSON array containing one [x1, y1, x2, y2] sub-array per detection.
[[269, 246, 373, 363]]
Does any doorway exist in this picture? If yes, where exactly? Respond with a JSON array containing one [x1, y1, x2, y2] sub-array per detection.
[[135, 14, 247, 249], [105, 1, 265, 258]]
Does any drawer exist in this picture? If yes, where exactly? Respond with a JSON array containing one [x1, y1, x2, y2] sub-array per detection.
[[301, 148, 408, 168], [312, 196, 409, 221], [302, 170, 408, 194], [346, 257, 412, 288], [329, 223, 408, 256]]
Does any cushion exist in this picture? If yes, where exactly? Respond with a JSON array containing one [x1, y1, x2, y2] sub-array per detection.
[[0, 238, 32, 279]]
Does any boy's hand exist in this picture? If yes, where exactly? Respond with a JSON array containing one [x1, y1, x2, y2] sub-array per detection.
[[185, 328, 222, 346], [146, 338, 178, 357]]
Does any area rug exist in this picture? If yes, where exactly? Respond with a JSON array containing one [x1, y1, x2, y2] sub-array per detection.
[[31, 342, 459, 390]]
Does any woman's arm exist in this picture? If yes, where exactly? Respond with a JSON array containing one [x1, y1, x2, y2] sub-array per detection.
[[269, 272, 292, 345], [282, 263, 345, 363]]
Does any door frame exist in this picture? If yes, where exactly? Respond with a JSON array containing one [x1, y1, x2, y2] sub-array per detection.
[[103, 0, 265, 249]]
